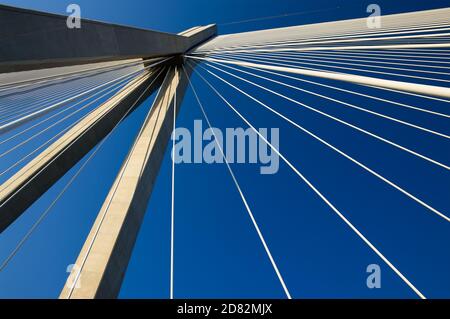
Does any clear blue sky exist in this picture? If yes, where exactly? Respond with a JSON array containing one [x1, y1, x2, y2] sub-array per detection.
[[0, 0, 449, 299]]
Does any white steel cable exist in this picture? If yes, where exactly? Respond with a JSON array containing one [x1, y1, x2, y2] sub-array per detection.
[[241, 51, 450, 75], [0, 68, 165, 274], [170, 79, 176, 300], [196, 31, 450, 55], [0, 69, 137, 122], [189, 62, 426, 299], [208, 52, 450, 85], [0, 58, 170, 134], [204, 57, 450, 139], [65, 68, 170, 298], [265, 51, 450, 68], [0, 58, 154, 92], [200, 63, 450, 223], [0, 69, 161, 200], [186, 56, 450, 99], [184, 64, 292, 299], [0, 65, 141, 118], [0, 73, 138, 160], [0, 72, 138, 147], [195, 23, 450, 54], [189, 58, 450, 170], [208, 59, 450, 119]]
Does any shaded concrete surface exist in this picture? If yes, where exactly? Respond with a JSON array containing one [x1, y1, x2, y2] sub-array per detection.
[[0, 6, 216, 297], [0, 59, 143, 86], [0, 20, 216, 234], [0, 4, 216, 73], [0, 70, 163, 233], [60, 65, 191, 299]]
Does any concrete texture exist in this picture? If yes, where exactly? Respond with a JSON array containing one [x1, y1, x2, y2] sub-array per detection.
[[60, 65, 191, 299], [0, 4, 216, 73], [0, 21, 216, 234], [0, 59, 142, 86], [0, 7, 216, 297], [0, 70, 163, 233]]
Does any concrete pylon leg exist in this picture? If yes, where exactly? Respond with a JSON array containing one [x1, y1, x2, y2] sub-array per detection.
[[60, 65, 190, 299], [0, 23, 216, 234], [0, 69, 163, 233]]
